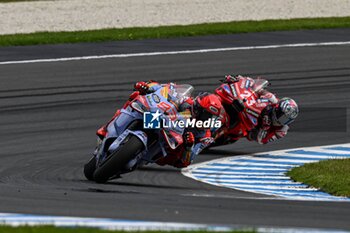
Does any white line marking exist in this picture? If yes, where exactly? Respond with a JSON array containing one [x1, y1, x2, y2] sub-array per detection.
[[199, 166, 286, 171], [210, 161, 296, 167], [1, 41, 350, 65], [0, 212, 346, 233], [217, 183, 313, 190], [193, 174, 290, 179], [201, 178, 301, 185], [204, 164, 293, 169], [279, 152, 350, 159], [231, 157, 318, 164], [315, 147, 350, 154], [0, 213, 226, 231], [191, 171, 286, 175]]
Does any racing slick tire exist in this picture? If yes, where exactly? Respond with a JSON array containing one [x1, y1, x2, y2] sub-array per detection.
[[83, 156, 97, 181], [93, 135, 145, 183]]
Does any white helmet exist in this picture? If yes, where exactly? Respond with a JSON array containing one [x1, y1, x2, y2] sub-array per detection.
[[272, 97, 299, 126]]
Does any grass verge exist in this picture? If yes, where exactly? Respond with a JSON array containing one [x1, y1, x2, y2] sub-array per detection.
[[0, 226, 255, 233], [0, 17, 350, 46], [287, 158, 350, 197]]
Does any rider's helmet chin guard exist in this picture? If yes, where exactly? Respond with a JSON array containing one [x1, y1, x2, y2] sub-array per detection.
[[272, 97, 299, 126], [193, 92, 224, 122]]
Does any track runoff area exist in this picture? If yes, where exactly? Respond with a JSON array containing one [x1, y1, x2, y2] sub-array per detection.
[[0, 38, 349, 232]]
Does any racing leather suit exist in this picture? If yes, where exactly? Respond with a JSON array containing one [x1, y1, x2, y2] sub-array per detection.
[[219, 75, 289, 145], [247, 103, 289, 144], [247, 88, 289, 144]]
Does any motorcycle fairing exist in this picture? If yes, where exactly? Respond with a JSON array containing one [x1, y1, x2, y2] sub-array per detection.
[[94, 84, 194, 172]]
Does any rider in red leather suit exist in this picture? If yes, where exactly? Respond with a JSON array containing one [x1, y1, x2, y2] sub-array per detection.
[[214, 75, 299, 145]]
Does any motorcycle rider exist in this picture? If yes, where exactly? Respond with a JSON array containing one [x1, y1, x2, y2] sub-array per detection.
[[96, 80, 160, 139], [97, 80, 227, 168], [247, 97, 299, 144], [215, 75, 299, 144]]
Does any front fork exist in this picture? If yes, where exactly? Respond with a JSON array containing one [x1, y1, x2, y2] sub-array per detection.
[[95, 129, 149, 171]]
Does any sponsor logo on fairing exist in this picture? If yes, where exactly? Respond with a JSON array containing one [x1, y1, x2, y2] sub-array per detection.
[[246, 108, 260, 118], [245, 79, 251, 89], [223, 85, 231, 94], [152, 94, 160, 103], [230, 84, 238, 97], [143, 110, 222, 129], [247, 114, 258, 125]]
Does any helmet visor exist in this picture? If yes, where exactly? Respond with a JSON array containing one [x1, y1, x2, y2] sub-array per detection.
[[273, 107, 295, 126]]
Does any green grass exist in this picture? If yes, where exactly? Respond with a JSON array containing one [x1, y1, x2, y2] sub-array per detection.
[[287, 158, 350, 197], [0, 17, 350, 46], [0, 226, 255, 233]]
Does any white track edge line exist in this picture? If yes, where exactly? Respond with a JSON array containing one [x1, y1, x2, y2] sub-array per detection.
[[0, 213, 346, 233], [1, 41, 350, 65]]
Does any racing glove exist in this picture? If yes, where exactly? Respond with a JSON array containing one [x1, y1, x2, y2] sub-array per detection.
[[261, 114, 272, 131], [173, 132, 195, 168], [257, 129, 268, 144], [220, 75, 240, 84], [184, 132, 195, 150]]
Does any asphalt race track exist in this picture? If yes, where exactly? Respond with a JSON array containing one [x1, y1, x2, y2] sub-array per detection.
[[0, 29, 350, 230]]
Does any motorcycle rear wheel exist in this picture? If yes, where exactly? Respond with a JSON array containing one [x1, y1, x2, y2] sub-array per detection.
[[83, 156, 97, 181], [93, 135, 144, 183]]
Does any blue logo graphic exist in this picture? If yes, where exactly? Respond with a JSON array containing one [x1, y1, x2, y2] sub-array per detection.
[[143, 110, 162, 129]]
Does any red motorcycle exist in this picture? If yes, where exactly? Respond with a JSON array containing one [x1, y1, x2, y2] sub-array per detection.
[[212, 76, 272, 146]]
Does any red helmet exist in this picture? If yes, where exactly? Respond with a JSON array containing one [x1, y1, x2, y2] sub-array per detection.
[[193, 92, 225, 122]]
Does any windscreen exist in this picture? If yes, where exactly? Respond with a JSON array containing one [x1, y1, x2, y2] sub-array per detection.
[[251, 78, 270, 93], [168, 84, 194, 105], [173, 84, 194, 98]]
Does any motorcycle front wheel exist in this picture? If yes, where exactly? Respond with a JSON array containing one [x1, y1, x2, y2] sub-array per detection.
[[93, 135, 144, 183]]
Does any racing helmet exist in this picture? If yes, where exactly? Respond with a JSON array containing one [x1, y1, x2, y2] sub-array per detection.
[[193, 92, 224, 122], [272, 97, 299, 126]]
